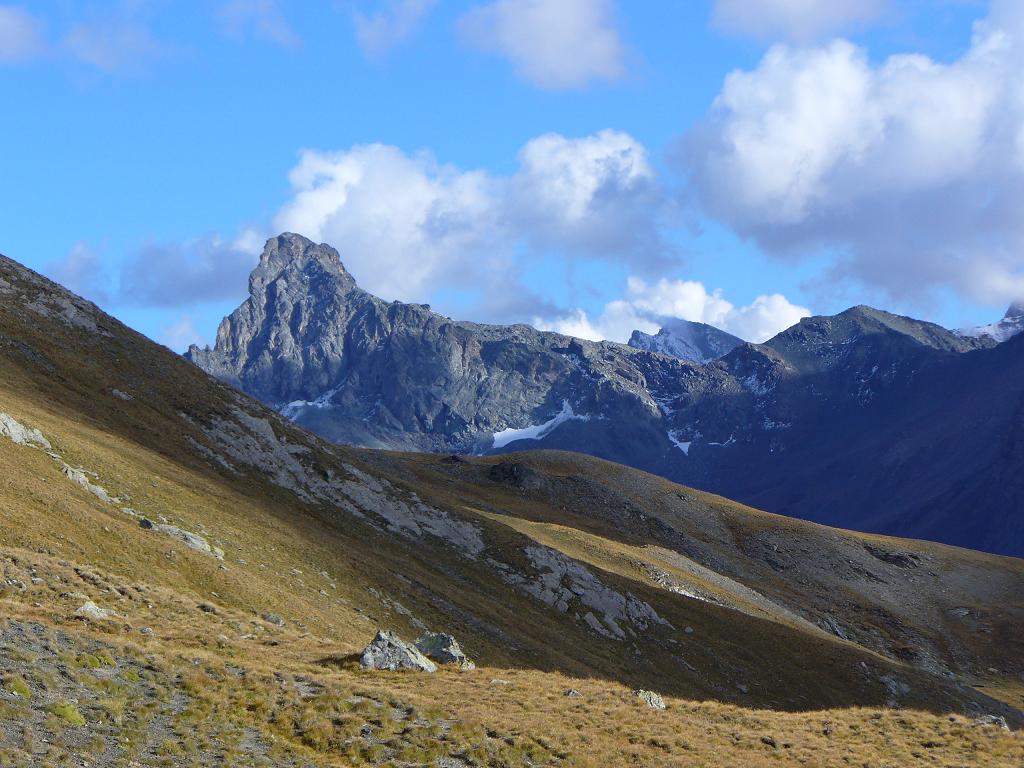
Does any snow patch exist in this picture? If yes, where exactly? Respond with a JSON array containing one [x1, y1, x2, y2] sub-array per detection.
[[667, 430, 691, 455], [491, 401, 591, 449], [278, 383, 344, 419]]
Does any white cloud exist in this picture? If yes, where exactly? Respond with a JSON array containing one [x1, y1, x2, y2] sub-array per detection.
[[458, 0, 625, 89], [536, 276, 809, 343], [273, 130, 674, 303], [0, 5, 45, 62], [219, 0, 300, 49], [64, 18, 168, 72], [509, 130, 673, 262], [685, 0, 1024, 307], [274, 144, 501, 301], [160, 316, 205, 353], [353, 0, 436, 57], [45, 242, 110, 305], [119, 234, 259, 307], [712, 0, 889, 42]]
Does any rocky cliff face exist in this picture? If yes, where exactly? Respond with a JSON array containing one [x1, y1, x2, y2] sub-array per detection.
[[187, 233, 724, 454], [188, 234, 1024, 556]]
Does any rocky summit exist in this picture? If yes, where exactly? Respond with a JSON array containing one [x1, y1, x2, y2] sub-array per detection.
[[628, 318, 742, 363], [189, 234, 1024, 557]]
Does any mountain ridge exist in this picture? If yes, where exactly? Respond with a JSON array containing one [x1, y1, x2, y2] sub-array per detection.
[[187, 233, 1024, 556]]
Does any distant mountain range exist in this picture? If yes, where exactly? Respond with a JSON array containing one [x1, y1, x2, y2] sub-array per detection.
[[188, 233, 1024, 556]]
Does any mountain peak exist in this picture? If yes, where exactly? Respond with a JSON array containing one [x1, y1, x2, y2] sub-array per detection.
[[249, 232, 357, 296], [627, 319, 742, 363], [956, 301, 1024, 344]]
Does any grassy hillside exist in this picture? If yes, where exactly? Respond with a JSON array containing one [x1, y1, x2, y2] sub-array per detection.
[[0, 252, 1022, 766]]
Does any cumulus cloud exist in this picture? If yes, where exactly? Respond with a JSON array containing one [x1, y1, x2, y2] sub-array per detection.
[[273, 130, 674, 303], [118, 234, 260, 307], [536, 276, 810, 343], [711, 0, 889, 42], [274, 144, 501, 301], [685, 0, 1024, 307], [219, 0, 300, 49], [509, 131, 674, 264], [458, 0, 625, 89], [353, 0, 436, 57], [0, 5, 45, 62], [45, 242, 111, 305]]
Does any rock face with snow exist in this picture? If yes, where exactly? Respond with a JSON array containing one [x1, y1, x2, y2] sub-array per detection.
[[187, 233, 718, 456], [628, 319, 742, 363], [188, 235, 1024, 557], [958, 301, 1024, 344]]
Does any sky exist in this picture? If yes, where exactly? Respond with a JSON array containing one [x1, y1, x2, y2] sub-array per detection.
[[2, 0, 1023, 351]]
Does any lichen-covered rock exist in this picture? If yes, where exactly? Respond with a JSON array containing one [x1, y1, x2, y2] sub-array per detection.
[[360, 630, 437, 672], [61, 463, 112, 503], [74, 601, 115, 621], [635, 690, 665, 710], [0, 412, 50, 449], [157, 525, 224, 559], [494, 544, 670, 640], [414, 632, 474, 669]]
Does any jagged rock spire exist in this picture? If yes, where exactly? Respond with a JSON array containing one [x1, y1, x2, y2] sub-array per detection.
[[248, 233, 357, 296]]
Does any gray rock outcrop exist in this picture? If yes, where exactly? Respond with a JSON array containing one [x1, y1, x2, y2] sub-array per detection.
[[74, 601, 116, 621], [360, 630, 437, 672], [414, 632, 474, 668], [635, 689, 666, 710], [0, 412, 50, 449]]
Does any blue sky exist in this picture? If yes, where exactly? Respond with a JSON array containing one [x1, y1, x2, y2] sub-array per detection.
[[2, 0, 1021, 351]]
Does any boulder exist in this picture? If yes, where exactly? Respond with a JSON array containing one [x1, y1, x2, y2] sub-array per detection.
[[0, 412, 50, 449], [360, 630, 437, 672], [157, 525, 225, 559], [74, 601, 115, 621], [414, 631, 474, 668], [974, 715, 1010, 730], [635, 689, 666, 710]]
